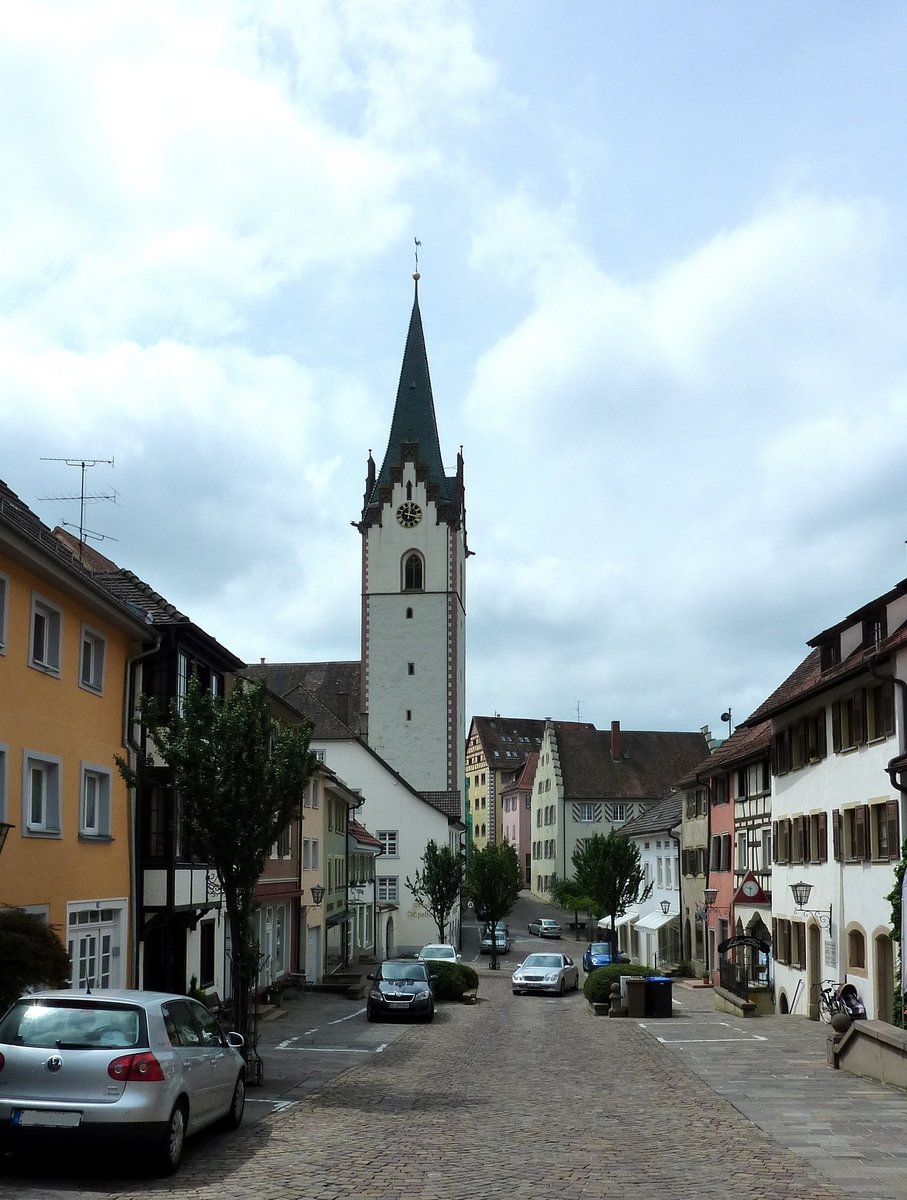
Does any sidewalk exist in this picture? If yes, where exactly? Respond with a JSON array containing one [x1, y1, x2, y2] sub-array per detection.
[[655, 980, 907, 1200]]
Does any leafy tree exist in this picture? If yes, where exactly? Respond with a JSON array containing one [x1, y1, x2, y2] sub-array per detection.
[[0, 907, 70, 1012], [550, 876, 598, 937], [885, 838, 907, 1024], [572, 830, 652, 949], [466, 841, 523, 970], [405, 839, 463, 942], [118, 676, 316, 1062]]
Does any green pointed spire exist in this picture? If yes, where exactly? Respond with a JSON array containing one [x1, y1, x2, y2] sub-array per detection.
[[364, 277, 452, 520]]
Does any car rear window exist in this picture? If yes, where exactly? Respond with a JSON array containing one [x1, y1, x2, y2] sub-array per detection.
[[0, 1000, 145, 1050]]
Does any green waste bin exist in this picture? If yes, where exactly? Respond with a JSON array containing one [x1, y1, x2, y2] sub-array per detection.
[[645, 975, 673, 1018]]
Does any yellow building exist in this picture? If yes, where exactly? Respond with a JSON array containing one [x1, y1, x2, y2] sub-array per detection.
[[0, 482, 151, 987]]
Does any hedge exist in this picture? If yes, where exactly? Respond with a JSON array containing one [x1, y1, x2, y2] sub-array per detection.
[[429, 960, 479, 1002], [583, 962, 651, 1004]]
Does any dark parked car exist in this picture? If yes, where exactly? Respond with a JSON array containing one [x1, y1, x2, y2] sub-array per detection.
[[366, 960, 436, 1023], [0, 989, 245, 1176], [582, 942, 631, 972]]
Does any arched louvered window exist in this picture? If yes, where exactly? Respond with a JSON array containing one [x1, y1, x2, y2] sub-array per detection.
[[403, 552, 424, 592]]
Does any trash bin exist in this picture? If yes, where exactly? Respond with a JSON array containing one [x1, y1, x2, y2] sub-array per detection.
[[645, 975, 673, 1018], [625, 976, 647, 1019]]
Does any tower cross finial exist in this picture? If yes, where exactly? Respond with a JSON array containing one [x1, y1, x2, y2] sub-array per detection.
[[413, 237, 421, 280]]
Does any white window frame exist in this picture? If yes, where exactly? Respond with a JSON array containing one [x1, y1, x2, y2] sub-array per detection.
[[30, 594, 62, 675], [79, 625, 106, 693], [80, 764, 112, 838], [377, 830, 399, 857], [0, 572, 8, 653], [377, 876, 399, 902], [23, 753, 62, 836], [577, 802, 595, 822]]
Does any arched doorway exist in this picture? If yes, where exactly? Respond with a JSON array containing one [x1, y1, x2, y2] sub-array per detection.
[[384, 914, 395, 959], [807, 922, 822, 1020], [874, 932, 894, 1023]]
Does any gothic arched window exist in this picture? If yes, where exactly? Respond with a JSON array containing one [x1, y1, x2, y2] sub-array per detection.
[[403, 552, 424, 592]]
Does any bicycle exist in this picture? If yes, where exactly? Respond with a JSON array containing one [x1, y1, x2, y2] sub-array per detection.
[[818, 979, 843, 1023]]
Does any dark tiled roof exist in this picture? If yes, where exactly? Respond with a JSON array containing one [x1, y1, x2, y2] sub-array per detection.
[[0, 479, 148, 633], [471, 716, 590, 769], [677, 720, 773, 784], [243, 661, 362, 736], [420, 790, 463, 820], [741, 577, 907, 727], [556, 727, 709, 802], [502, 751, 539, 794], [621, 791, 683, 838]]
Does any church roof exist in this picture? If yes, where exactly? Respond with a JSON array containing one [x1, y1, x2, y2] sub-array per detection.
[[361, 278, 458, 524], [242, 660, 362, 737]]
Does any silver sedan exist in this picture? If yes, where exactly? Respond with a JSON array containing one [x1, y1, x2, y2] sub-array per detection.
[[0, 989, 246, 1175], [512, 953, 580, 996]]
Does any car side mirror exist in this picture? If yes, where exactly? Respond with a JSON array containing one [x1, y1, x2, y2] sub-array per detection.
[[226, 1032, 245, 1049], [367, 974, 375, 981]]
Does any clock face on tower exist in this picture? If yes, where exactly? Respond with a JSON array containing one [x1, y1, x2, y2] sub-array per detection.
[[396, 501, 423, 528], [742, 879, 759, 898]]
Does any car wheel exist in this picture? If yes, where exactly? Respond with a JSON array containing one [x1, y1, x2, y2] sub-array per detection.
[[366, 1004, 377, 1022], [512, 988, 521, 995], [152, 1100, 188, 1176], [221, 1073, 245, 1131], [558, 979, 565, 996], [573, 974, 580, 991], [423, 1005, 435, 1023]]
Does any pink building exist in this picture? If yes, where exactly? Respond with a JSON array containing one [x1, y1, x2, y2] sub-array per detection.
[[501, 752, 538, 886]]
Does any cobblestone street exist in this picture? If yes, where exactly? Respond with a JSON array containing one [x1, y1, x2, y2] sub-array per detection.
[[11, 963, 906, 1200]]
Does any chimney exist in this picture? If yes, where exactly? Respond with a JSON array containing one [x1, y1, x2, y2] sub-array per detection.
[[610, 720, 622, 762]]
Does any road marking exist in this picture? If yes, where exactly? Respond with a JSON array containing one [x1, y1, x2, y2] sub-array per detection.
[[246, 1099, 299, 1111], [275, 1045, 374, 1054], [330, 1008, 366, 1024]]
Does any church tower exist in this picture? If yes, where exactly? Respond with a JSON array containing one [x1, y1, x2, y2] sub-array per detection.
[[357, 273, 467, 818]]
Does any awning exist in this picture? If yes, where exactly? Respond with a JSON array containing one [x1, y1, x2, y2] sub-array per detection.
[[613, 911, 639, 928], [635, 910, 675, 932]]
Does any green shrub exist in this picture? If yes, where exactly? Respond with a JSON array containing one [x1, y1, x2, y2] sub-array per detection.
[[429, 960, 479, 1002], [583, 962, 651, 1004]]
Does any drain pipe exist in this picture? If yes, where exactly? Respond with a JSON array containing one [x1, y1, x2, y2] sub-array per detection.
[[123, 637, 161, 989], [868, 662, 907, 797]]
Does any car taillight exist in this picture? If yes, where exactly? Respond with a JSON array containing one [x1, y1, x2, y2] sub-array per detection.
[[107, 1052, 165, 1083]]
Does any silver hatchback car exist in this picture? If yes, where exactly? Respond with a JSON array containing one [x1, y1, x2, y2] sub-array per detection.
[[0, 989, 245, 1175]]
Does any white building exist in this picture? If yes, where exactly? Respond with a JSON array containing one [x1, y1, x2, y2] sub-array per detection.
[[743, 577, 907, 1021]]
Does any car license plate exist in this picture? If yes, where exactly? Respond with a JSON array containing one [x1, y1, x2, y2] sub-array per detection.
[[387, 1001, 410, 1009], [13, 1109, 82, 1128]]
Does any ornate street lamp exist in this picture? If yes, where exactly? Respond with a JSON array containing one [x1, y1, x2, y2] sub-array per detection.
[[660, 899, 671, 915], [310, 884, 325, 906], [789, 880, 832, 929]]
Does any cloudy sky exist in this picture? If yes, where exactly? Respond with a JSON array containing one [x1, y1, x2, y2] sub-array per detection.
[[4, 2, 907, 737]]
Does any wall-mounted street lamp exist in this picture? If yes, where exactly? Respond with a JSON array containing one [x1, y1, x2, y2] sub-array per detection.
[[310, 884, 325, 906], [660, 899, 671, 915], [790, 880, 832, 929], [703, 888, 730, 917], [0, 822, 13, 857]]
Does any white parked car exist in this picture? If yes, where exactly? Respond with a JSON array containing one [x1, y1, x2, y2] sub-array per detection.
[[0, 989, 246, 1175], [417, 944, 460, 964], [528, 918, 562, 938], [512, 953, 579, 996]]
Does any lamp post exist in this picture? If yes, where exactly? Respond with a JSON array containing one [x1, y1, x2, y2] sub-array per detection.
[[310, 884, 325, 906], [790, 880, 832, 929]]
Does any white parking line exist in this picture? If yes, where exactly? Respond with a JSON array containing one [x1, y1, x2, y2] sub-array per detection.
[[275, 1045, 374, 1054]]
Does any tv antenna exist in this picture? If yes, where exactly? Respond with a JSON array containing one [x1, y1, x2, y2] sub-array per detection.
[[39, 457, 118, 562]]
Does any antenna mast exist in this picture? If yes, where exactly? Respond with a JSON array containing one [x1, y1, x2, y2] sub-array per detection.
[[39, 457, 117, 562]]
